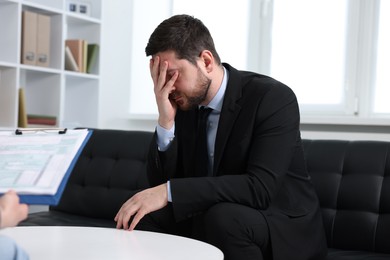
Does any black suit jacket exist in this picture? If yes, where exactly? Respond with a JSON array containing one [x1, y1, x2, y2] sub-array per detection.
[[148, 63, 327, 259]]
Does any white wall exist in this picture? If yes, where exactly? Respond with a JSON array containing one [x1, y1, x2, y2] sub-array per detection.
[[99, 0, 156, 132]]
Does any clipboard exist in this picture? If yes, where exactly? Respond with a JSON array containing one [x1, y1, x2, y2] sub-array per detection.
[[0, 128, 93, 205]]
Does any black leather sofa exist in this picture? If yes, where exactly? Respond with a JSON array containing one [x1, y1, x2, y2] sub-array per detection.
[[21, 129, 390, 259], [302, 140, 390, 259]]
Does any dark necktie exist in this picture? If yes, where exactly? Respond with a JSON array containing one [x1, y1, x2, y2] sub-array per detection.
[[195, 107, 212, 177]]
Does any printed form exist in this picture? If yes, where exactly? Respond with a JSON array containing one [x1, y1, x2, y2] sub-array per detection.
[[0, 129, 89, 195]]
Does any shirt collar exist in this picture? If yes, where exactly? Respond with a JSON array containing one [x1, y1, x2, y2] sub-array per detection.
[[203, 66, 228, 112]]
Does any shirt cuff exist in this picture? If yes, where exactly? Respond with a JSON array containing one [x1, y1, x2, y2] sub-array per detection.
[[156, 124, 175, 152], [167, 180, 172, 202]]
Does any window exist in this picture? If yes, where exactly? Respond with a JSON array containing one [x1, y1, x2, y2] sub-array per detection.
[[270, 0, 348, 114], [266, 0, 390, 123]]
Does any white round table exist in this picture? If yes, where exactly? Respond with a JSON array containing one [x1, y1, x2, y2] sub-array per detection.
[[0, 226, 224, 260]]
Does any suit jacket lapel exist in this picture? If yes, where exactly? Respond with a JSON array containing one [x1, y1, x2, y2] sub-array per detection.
[[213, 64, 242, 174]]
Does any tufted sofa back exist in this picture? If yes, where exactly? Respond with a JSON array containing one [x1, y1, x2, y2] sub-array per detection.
[[51, 129, 153, 219], [302, 140, 390, 254]]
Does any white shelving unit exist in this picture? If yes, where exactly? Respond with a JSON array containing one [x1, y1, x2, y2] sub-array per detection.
[[0, 0, 101, 129]]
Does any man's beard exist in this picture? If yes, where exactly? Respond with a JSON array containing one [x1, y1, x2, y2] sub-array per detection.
[[180, 67, 211, 110]]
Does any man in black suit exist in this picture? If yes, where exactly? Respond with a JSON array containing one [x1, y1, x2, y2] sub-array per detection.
[[115, 14, 327, 260]]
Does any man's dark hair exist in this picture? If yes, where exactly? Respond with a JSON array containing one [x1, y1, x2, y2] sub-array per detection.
[[145, 14, 221, 65]]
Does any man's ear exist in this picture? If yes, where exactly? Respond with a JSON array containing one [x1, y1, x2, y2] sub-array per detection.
[[199, 50, 214, 73]]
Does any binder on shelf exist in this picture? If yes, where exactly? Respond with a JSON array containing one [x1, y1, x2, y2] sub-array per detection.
[[21, 11, 51, 67], [0, 129, 92, 205], [65, 39, 84, 72], [65, 46, 79, 71], [36, 13, 51, 67], [21, 10, 38, 65], [87, 44, 99, 74], [18, 88, 28, 128]]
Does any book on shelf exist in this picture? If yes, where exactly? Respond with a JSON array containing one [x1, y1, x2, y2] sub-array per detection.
[[65, 39, 85, 72], [65, 45, 79, 71], [82, 40, 88, 73], [27, 114, 57, 126], [65, 39, 99, 74], [87, 44, 99, 74]]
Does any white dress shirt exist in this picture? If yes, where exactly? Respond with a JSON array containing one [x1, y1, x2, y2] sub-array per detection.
[[156, 66, 229, 202]]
